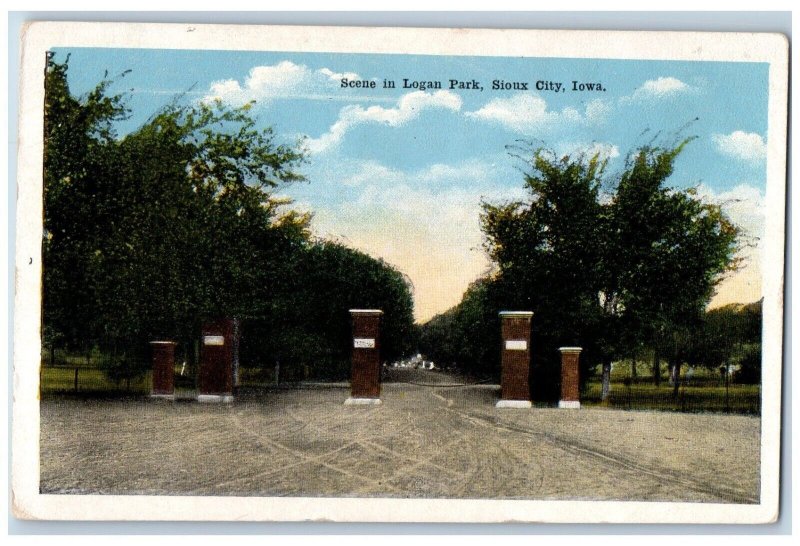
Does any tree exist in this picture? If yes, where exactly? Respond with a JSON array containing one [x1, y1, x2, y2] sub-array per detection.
[[465, 140, 740, 402], [691, 300, 762, 384], [44, 55, 312, 377], [236, 239, 416, 381], [101, 100, 307, 345], [43, 53, 130, 356], [419, 278, 500, 379], [610, 143, 740, 395], [481, 149, 608, 401], [43, 56, 418, 383]]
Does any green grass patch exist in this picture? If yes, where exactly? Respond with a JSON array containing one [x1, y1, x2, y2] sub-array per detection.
[[582, 381, 760, 414], [40, 367, 152, 395]]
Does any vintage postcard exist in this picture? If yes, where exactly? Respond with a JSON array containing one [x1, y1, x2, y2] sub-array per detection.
[[13, 22, 788, 523]]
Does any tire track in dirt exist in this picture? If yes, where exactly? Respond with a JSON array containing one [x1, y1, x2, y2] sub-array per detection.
[[211, 439, 358, 491], [431, 389, 546, 498], [456, 407, 758, 504], [226, 403, 405, 495], [278, 389, 446, 496], [360, 436, 465, 479]]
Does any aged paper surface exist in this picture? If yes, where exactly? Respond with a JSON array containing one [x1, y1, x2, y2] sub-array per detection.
[[13, 21, 787, 523]]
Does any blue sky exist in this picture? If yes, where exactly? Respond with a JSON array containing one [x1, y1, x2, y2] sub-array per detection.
[[53, 48, 769, 321]]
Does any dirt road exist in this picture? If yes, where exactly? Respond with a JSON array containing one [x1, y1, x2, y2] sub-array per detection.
[[40, 368, 760, 502]]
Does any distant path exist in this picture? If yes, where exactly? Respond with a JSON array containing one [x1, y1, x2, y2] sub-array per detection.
[[40, 368, 760, 502], [382, 366, 492, 386]]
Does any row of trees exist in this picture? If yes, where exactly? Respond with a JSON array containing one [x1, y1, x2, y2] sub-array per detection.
[[43, 54, 416, 381], [691, 300, 762, 384], [421, 141, 757, 401]]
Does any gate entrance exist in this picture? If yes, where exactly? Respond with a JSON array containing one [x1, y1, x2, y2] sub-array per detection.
[[147, 311, 582, 409]]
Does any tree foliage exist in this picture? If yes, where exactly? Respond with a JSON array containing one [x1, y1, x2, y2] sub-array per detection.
[[42, 55, 416, 381], [422, 141, 744, 400], [419, 278, 500, 379], [43, 53, 130, 354], [690, 300, 762, 384]]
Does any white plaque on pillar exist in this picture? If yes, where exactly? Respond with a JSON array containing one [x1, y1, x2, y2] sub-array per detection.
[[203, 335, 225, 346], [353, 338, 376, 349], [505, 339, 527, 351]]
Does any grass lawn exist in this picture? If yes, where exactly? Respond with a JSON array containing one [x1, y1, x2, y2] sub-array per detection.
[[40, 367, 152, 395], [582, 381, 761, 414]]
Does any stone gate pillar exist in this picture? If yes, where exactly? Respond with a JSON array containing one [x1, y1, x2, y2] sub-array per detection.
[[198, 318, 235, 403], [497, 311, 533, 408], [345, 309, 383, 405], [558, 347, 582, 409], [150, 341, 177, 400]]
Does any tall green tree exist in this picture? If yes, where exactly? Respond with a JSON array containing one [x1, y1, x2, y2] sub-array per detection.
[[43, 53, 129, 355], [419, 278, 500, 379], [43, 56, 418, 383], [431, 140, 742, 402], [100, 100, 308, 347], [481, 149, 608, 400], [610, 144, 740, 394]]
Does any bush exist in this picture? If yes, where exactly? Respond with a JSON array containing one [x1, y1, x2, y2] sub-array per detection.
[[103, 352, 149, 385], [734, 344, 761, 384]]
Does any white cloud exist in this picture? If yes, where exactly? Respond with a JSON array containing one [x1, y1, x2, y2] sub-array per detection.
[[317, 67, 361, 83], [585, 99, 613, 123], [202, 60, 376, 105], [622, 77, 694, 102], [337, 160, 405, 188], [695, 183, 765, 307], [465, 93, 610, 133], [335, 158, 497, 189], [639, 77, 690, 96], [306, 159, 525, 321], [695, 183, 764, 243], [712, 131, 767, 163], [306, 90, 463, 154], [417, 159, 499, 186]]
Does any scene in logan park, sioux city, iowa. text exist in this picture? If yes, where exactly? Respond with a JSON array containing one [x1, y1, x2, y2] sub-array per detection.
[[12, 23, 788, 523]]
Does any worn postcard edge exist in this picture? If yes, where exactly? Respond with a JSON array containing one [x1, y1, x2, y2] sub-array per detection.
[[12, 21, 789, 524]]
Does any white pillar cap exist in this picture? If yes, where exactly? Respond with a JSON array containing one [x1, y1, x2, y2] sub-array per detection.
[[149, 341, 177, 345], [558, 346, 583, 353], [499, 311, 534, 318], [349, 309, 383, 316]]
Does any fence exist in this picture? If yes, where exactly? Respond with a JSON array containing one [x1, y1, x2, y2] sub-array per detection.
[[40, 349, 761, 415], [39, 347, 348, 395], [40, 348, 152, 395]]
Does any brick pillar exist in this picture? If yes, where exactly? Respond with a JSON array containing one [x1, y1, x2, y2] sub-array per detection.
[[558, 347, 582, 409], [345, 309, 383, 405], [496, 311, 533, 408], [198, 318, 235, 403], [150, 341, 176, 400]]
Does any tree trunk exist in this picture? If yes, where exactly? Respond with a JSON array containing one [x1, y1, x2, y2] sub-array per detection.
[[601, 359, 612, 401], [652, 350, 661, 386], [671, 361, 682, 398], [631, 356, 638, 379]]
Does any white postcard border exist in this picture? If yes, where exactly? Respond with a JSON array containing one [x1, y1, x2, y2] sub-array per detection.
[[13, 21, 788, 524]]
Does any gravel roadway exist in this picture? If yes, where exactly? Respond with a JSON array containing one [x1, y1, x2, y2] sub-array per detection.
[[40, 368, 760, 502]]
